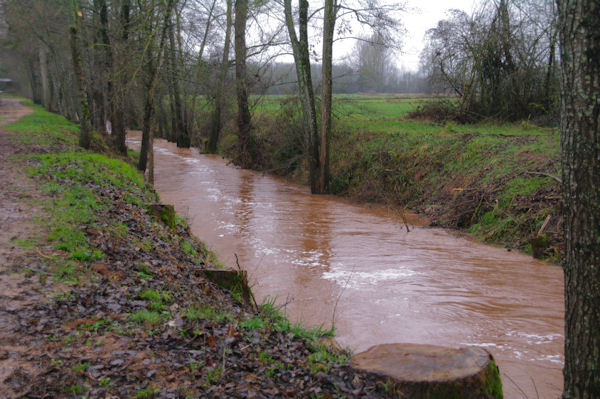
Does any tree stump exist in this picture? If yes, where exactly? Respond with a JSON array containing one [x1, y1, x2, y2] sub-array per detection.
[[148, 204, 176, 230], [202, 268, 253, 309], [350, 344, 503, 398]]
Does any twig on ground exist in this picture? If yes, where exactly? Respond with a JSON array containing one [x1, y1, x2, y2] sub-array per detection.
[[35, 248, 53, 259], [525, 170, 562, 184]]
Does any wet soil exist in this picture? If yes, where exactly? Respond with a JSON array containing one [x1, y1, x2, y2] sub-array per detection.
[[0, 99, 390, 398]]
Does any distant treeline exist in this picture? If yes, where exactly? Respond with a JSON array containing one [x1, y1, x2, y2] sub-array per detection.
[[256, 63, 433, 95]]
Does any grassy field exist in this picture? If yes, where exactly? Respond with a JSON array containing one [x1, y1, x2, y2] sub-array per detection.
[[243, 94, 561, 259]]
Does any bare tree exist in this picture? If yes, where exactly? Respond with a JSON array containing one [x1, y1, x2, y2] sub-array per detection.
[[318, 0, 337, 193], [70, 0, 93, 149], [283, 0, 319, 192], [138, 0, 175, 173], [206, 0, 232, 154], [283, 0, 403, 193], [234, 0, 253, 166], [421, 1, 559, 121]]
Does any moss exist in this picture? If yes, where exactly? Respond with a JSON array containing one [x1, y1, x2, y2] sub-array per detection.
[[483, 360, 504, 399], [428, 359, 503, 399]]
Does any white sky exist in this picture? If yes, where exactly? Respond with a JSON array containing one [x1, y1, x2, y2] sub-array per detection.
[[256, 0, 480, 72], [392, 0, 479, 71]]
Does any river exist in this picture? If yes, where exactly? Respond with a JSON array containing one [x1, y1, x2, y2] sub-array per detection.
[[128, 133, 564, 398]]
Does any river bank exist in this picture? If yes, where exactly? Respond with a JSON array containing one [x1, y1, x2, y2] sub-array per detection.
[[220, 95, 561, 260], [0, 98, 392, 397], [140, 131, 563, 399]]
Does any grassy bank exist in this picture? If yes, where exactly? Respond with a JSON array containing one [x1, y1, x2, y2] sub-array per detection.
[[1, 100, 391, 397], [228, 94, 561, 259]]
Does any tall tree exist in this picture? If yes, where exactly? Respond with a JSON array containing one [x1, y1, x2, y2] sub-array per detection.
[[70, 0, 93, 149], [234, 0, 252, 165], [283, 0, 319, 192], [138, 0, 174, 173], [167, 5, 190, 148], [557, 0, 600, 397], [206, 0, 232, 154], [318, 0, 337, 193], [112, 0, 131, 155]]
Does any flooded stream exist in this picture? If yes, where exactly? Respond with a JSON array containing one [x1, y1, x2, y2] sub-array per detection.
[[129, 133, 564, 398]]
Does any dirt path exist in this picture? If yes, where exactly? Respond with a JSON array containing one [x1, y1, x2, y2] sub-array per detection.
[[0, 98, 33, 126], [0, 98, 47, 397]]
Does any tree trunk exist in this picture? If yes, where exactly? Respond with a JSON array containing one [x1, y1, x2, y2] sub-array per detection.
[[234, 0, 252, 165], [190, 0, 218, 123], [557, 0, 600, 397], [545, 27, 558, 111], [166, 40, 178, 142], [206, 0, 232, 154], [175, 9, 191, 147], [69, 6, 92, 150], [167, 17, 189, 148], [109, 0, 130, 155], [28, 57, 42, 105], [318, 0, 336, 194], [39, 46, 50, 109], [138, 0, 174, 173], [284, 0, 319, 193], [147, 120, 155, 185], [96, 0, 113, 137]]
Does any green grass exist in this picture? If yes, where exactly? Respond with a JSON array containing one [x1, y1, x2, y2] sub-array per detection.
[[184, 304, 231, 322], [134, 386, 160, 399], [23, 149, 155, 263], [240, 297, 334, 341], [306, 344, 351, 374], [72, 361, 90, 373], [129, 309, 164, 326], [3, 100, 79, 148], [139, 289, 172, 312]]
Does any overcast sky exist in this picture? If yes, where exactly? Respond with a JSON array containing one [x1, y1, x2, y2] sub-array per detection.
[[395, 0, 479, 71]]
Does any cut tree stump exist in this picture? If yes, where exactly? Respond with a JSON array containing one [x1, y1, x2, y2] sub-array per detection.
[[350, 343, 503, 398], [202, 268, 253, 309], [148, 204, 176, 230]]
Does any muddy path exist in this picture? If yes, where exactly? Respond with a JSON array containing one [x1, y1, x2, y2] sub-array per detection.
[[0, 98, 33, 126], [0, 98, 48, 395]]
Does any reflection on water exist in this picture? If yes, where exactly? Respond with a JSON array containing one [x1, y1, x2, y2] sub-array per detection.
[[129, 133, 564, 399]]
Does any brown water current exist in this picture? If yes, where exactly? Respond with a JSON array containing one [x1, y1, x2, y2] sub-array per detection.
[[128, 133, 564, 398]]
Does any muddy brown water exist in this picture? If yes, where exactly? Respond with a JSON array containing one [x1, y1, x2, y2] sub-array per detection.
[[128, 133, 564, 399]]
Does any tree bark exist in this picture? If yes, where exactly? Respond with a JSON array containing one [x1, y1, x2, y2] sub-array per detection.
[[69, 4, 92, 150], [109, 0, 130, 155], [167, 14, 189, 148], [284, 0, 319, 192], [206, 0, 232, 154], [234, 0, 252, 165], [39, 46, 50, 109], [318, 0, 336, 193], [138, 0, 174, 173], [557, 0, 600, 397]]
